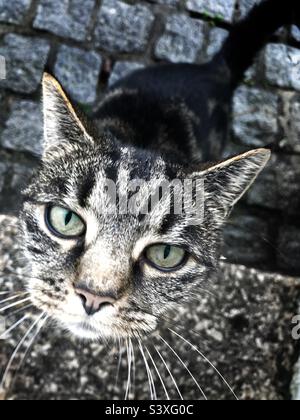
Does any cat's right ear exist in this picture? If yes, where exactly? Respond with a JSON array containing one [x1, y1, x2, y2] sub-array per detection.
[[42, 73, 93, 159]]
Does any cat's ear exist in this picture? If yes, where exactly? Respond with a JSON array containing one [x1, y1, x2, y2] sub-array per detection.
[[42, 73, 93, 159], [199, 149, 271, 220]]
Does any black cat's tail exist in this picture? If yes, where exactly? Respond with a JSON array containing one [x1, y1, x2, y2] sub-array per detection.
[[216, 0, 300, 85]]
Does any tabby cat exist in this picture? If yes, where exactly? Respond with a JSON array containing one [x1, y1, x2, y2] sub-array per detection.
[[20, 0, 299, 341]]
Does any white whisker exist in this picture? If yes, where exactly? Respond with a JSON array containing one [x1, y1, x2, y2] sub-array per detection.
[[154, 345, 183, 400], [0, 290, 27, 296], [169, 328, 239, 400], [0, 297, 31, 313], [6, 304, 33, 319], [193, 287, 217, 298], [138, 340, 157, 400], [125, 338, 132, 400], [0, 291, 23, 296], [115, 336, 123, 393], [138, 340, 154, 400], [146, 346, 170, 400], [159, 335, 207, 400], [0, 312, 45, 391], [11, 314, 48, 391], [0, 315, 28, 340], [0, 292, 29, 306], [129, 339, 136, 397]]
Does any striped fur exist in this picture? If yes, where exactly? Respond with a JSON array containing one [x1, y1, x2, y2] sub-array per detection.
[[20, 0, 300, 340], [20, 75, 270, 340]]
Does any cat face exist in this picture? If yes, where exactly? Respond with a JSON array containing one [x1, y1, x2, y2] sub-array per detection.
[[20, 74, 270, 341]]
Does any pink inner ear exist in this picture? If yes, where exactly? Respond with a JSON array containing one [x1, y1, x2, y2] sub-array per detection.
[[42, 74, 94, 159]]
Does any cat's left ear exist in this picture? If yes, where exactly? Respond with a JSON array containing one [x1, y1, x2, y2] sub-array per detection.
[[42, 73, 93, 159], [198, 149, 271, 220]]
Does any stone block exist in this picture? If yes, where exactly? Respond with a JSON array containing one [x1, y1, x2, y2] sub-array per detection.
[[0, 34, 50, 94], [94, 0, 155, 53], [34, 0, 95, 42], [155, 14, 206, 63], [1, 100, 43, 156], [264, 43, 300, 91], [0, 0, 31, 24], [186, 0, 236, 23], [55, 45, 102, 105], [232, 86, 279, 147]]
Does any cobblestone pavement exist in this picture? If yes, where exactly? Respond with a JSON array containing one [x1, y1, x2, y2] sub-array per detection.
[[1, 0, 300, 400]]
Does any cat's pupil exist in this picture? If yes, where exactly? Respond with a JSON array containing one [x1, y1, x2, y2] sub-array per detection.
[[65, 212, 73, 226], [164, 245, 171, 260]]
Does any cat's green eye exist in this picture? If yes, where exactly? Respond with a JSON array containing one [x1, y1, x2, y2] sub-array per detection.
[[145, 244, 187, 272], [45, 206, 86, 239]]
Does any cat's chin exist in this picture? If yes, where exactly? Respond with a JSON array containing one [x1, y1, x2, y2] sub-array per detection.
[[63, 318, 155, 342], [66, 321, 112, 341]]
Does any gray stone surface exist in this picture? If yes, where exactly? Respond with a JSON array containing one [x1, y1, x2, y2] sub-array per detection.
[[54, 45, 102, 105], [0, 90, 6, 123], [0, 155, 35, 214], [206, 27, 228, 60], [0, 162, 5, 192], [0, 55, 6, 80], [248, 154, 300, 216], [0, 215, 299, 400], [285, 94, 300, 153], [291, 358, 300, 400], [291, 25, 300, 43], [0, 34, 50, 94], [155, 14, 206, 63], [276, 155, 300, 215], [0, 0, 31, 24], [264, 44, 300, 91], [186, 0, 236, 23], [33, 0, 95, 42], [94, 0, 155, 53], [109, 61, 145, 87], [238, 0, 263, 18], [223, 210, 272, 266], [244, 60, 259, 83], [278, 226, 300, 272], [0, 100, 43, 156], [152, 0, 179, 5], [232, 86, 279, 147]]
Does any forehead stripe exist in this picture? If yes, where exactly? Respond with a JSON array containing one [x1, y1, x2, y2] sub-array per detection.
[[77, 170, 96, 208]]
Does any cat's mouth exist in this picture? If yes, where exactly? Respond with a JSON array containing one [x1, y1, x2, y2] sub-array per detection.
[[29, 283, 159, 340], [64, 314, 157, 341], [67, 320, 110, 341], [57, 299, 123, 340]]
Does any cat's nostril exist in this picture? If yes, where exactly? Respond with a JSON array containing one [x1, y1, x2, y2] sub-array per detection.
[[98, 302, 113, 310], [75, 287, 116, 316], [77, 293, 87, 307]]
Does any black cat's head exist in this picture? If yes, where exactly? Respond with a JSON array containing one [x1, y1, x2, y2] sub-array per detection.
[[20, 75, 270, 341]]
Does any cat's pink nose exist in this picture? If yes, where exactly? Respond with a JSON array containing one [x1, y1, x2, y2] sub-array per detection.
[[75, 288, 116, 316]]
